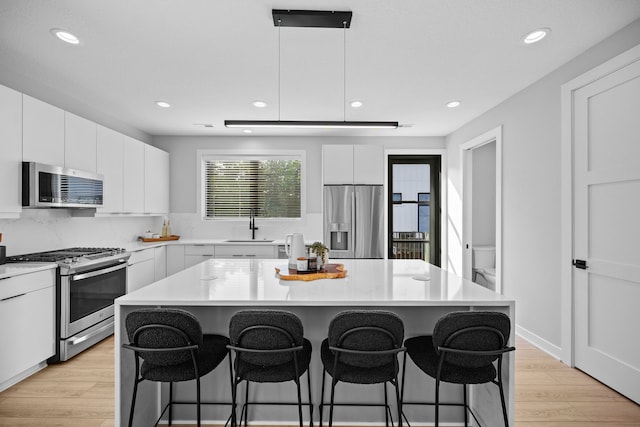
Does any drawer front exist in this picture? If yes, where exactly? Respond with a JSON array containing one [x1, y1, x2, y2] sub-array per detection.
[[128, 248, 155, 264], [0, 269, 55, 301], [184, 245, 215, 256], [214, 245, 276, 258]]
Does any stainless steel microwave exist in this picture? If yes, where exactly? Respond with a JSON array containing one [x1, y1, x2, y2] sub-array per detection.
[[22, 162, 104, 208]]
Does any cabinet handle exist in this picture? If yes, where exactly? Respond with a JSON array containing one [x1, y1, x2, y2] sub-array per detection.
[[1, 293, 26, 302]]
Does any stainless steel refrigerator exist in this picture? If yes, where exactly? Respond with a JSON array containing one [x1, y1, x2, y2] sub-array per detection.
[[323, 185, 384, 259]]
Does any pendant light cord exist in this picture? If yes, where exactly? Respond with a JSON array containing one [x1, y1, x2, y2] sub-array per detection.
[[278, 19, 282, 121], [343, 20, 347, 122]]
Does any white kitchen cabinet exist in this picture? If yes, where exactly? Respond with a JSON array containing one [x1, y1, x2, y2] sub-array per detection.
[[64, 112, 97, 173], [127, 249, 155, 293], [0, 84, 22, 218], [123, 136, 145, 214], [323, 144, 384, 185], [322, 145, 354, 184], [144, 144, 170, 214], [154, 246, 167, 281], [166, 245, 185, 276], [214, 244, 277, 259], [96, 126, 124, 214], [184, 244, 215, 269], [0, 269, 55, 391], [353, 145, 384, 184], [22, 95, 65, 166]]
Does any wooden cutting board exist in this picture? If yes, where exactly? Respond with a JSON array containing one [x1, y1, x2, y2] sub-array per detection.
[[275, 263, 347, 281]]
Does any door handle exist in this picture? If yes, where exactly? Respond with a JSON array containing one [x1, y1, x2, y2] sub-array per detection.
[[573, 259, 588, 269]]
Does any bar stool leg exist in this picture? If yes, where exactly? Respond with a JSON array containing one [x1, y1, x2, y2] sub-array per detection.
[[169, 382, 173, 425], [463, 384, 468, 426], [320, 370, 326, 427]]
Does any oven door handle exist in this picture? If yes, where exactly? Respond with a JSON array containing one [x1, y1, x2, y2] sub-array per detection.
[[68, 321, 113, 346], [71, 262, 127, 281]]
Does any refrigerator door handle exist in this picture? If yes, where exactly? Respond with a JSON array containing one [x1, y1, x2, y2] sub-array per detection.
[[351, 189, 357, 256]]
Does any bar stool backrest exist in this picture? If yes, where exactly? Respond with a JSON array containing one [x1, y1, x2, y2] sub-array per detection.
[[229, 310, 304, 366], [328, 310, 404, 368], [432, 311, 511, 368], [125, 308, 203, 366]]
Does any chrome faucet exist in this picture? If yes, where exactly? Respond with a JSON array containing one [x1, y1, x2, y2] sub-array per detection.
[[249, 208, 258, 240]]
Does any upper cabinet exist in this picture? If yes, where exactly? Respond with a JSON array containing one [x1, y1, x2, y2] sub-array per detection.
[[64, 112, 97, 173], [22, 95, 64, 166], [144, 144, 170, 214], [96, 125, 124, 214], [123, 136, 145, 214], [353, 145, 384, 185], [12, 90, 169, 216], [323, 144, 384, 185], [0, 84, 22, 218]]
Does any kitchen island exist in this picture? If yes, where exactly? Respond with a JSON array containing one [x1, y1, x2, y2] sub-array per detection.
[[115, 258, 515, 426]]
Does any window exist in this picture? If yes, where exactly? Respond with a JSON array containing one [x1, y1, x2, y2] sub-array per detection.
[[202, 154, 302, 219]]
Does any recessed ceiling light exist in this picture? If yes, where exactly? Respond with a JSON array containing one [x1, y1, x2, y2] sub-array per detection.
[[350, 101, 363, 108], [50, 28, 80, 45], [193, 123, 214, 128], [243, 129, 253, 134], [252, 101, 268, 108], [155, 101, 171, 108], [522, 28, 550, 44], [446, 100, 461, 108]]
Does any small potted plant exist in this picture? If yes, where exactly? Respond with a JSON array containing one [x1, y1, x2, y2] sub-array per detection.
[[309, 241, 329, 269]]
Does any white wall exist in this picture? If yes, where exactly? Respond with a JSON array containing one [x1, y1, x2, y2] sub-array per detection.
[[153, 135, 444, 241], [472, 141, 496, 246], [446, 19, 640, 354]]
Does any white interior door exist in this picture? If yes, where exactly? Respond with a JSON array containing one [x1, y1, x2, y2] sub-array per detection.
[[573, 58, 640, 403]]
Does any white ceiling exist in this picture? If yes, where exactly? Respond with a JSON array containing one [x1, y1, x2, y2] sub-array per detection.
[[1, 0, 640, 138]]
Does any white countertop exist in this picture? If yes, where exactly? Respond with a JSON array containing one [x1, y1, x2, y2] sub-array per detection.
[[0, 262, 57, 280], [116, 258, 513, 307]]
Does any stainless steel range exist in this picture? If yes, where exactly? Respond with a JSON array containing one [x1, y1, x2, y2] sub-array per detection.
[[8, 247, 130, 361]]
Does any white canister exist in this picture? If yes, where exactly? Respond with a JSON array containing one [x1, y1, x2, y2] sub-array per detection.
[[296, 257, 308, 272]]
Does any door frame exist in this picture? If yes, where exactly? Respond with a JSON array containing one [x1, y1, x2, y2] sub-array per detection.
[[384, 149, 447, 265], [461, 126, 503, 293], [560, 43, 640, 366]]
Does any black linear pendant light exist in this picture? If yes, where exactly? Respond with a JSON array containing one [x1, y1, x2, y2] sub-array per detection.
[[224, 9, 398, 130]]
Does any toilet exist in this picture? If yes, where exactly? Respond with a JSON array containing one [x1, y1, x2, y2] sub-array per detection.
[[472, 245, 496, 290]]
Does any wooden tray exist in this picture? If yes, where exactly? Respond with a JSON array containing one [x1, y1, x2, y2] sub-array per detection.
[[275, 263, 347, 281], [139, 235, 180, 242]]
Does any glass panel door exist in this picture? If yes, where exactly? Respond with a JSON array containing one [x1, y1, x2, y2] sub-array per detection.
[[388, 156, 441, 265]]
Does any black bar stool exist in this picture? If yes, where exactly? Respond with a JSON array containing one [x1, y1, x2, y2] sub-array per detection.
[[402, 311, 515, 426], [228, 309, 313, 427], [319, 310, 405, 427], [122, 308, 232, 427]]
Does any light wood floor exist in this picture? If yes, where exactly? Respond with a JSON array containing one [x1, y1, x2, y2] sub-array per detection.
[[1, 336, 639, 426]]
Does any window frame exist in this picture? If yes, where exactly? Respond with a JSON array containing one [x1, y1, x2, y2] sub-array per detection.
[[198, 149, 306, 222]]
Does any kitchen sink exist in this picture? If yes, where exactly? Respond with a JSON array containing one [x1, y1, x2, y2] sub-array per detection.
[[224, 239, 275, 243]]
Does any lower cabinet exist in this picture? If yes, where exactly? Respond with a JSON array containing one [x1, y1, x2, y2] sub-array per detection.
[[127, 249, 156, 293], [154, 246, 166, 281], [184, 245, 215, 269], [214, 244, 278, 259], [150, 243, 281, 278], [166, 245, 185, 276], [0, 269, 55, 391]]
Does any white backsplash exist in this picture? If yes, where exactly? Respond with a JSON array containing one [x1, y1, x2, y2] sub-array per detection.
[[0, 211, 324, 256], [168, 213, 323, 243], [0, 210, 163, 255]]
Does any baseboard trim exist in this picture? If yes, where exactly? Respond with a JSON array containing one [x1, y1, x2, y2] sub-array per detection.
[[516, 324, 562, 360]]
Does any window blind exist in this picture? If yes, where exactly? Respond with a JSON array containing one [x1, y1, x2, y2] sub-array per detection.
[[204, 159, 301, 218]]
